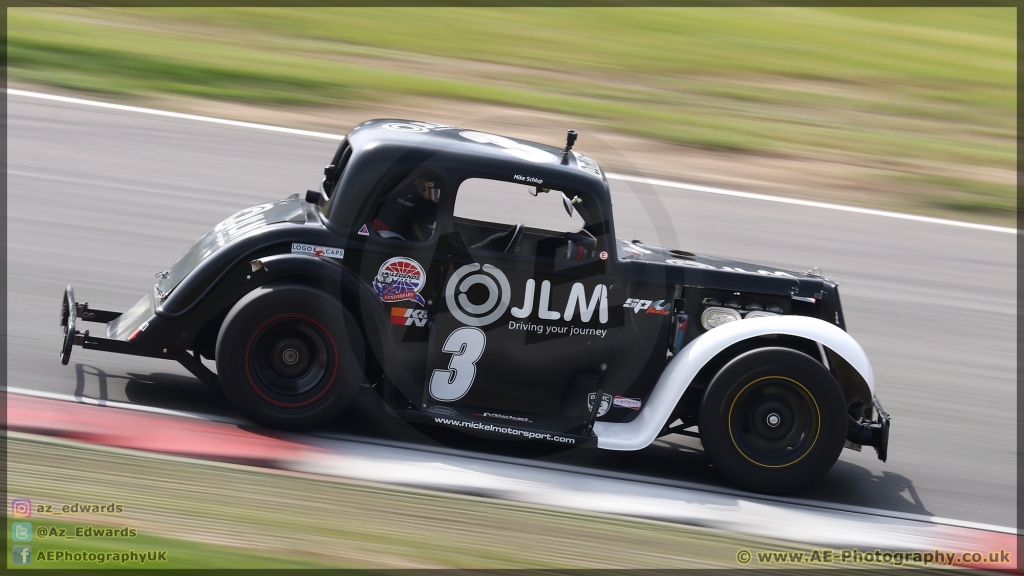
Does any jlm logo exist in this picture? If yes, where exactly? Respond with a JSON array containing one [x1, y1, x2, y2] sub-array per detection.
[[445, 264, 608, 327]]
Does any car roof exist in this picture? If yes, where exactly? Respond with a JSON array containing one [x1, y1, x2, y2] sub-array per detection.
[[354, 119, 604, 178], [323, 119, 612, 232]]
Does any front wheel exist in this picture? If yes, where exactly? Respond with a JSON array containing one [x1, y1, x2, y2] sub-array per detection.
[[216, 284, 364, 430], [698, 347, 847, 494]]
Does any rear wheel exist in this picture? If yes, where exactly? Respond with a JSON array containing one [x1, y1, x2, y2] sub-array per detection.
[[216, 284, 364, 430], [698, 347, 847, 494]]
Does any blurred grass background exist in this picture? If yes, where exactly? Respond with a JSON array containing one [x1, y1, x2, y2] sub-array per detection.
[[7, 7, 1016, 222]]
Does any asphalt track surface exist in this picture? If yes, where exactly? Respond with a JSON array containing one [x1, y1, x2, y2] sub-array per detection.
[[6, 90, 1016, 531]]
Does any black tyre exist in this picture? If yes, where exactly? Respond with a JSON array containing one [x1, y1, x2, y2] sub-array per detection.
[[216, 284, 364, 430], [698, 347, 847, 494]]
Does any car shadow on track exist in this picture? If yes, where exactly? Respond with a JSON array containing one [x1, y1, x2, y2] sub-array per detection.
[[94, 367, 934, 518], [74, 364, 235, 417], [801, 460, 933, 517]]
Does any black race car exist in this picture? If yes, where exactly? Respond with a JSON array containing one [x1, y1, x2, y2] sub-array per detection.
[[60, 119, 889, 493]]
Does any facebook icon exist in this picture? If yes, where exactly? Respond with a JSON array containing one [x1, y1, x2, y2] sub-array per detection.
[[12, 546, 32, 565]]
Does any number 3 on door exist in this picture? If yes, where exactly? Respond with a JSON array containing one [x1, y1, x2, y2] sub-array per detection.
[[429, 327, 486, 401]]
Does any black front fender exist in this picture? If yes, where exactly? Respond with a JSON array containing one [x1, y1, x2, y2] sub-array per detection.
[[157, 224, 326, 318]]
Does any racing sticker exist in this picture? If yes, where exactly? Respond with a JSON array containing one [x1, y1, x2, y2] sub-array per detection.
[[571, 151, 602, 176], [205, 203, 276, 252], [613, 396, 642, 410], [587, 392, 612, 417], [623, 298, 671, 315], [391, 307, 428, 327], [459, 131, 557, 164], [475, 412, 532, 424], [374, 257, 427, 306], [665, 259, 795, 277], [291, 243, 344, 259], [381, 121, 455, 133], [445, 263, 512, 326]]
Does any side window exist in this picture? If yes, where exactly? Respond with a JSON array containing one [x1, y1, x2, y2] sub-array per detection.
[[369, 172, 442, 242], [453, 178, 598, 261], [318, 139, 351, 218], [322, 139, 351, 199]]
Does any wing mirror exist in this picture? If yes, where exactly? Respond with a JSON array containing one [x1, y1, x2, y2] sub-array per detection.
[[305, 189, 324, 204], [562, 193, 582, 216], [530, 186, 550, 197]]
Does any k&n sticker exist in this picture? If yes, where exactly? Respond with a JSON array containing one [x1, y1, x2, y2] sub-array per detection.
[[292, 243, 344, 259]]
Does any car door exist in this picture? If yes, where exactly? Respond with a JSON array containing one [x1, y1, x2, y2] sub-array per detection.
[[422, 178, 617, 423], [354, 169, 446, 405]]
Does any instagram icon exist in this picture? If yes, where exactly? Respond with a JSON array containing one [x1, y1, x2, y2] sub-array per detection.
[[12, 499, 32, 518]]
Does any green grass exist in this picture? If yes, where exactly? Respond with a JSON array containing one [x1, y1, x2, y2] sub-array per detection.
[[7, 7, 1017, 221], [7, 432, 800, 569], [899, 174, 1017, 215], [7, 517, 336, 569]]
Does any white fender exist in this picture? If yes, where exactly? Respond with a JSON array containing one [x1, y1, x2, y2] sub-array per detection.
[[593, 315, 874, 451]]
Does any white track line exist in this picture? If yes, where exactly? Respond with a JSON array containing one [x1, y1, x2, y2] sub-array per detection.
[[607, 173, 1017, 235], [8, 87, 1016, 235], [5, 385, 247, 425], [5, 386, 1015, 536], [7, 88, 344, 140]]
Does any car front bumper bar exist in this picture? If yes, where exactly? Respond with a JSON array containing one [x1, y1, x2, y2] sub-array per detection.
[[61, 284, 152, 362], [59, 285, 220, 389], [846, 395, 891, 462]]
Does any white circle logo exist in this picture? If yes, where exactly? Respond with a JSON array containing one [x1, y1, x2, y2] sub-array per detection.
[[214, 203, 273, 232], [382, 122, 429, 133], [459, 131, 557, 164], [665, 259, 717, 269], [445, 264, 511, 326]]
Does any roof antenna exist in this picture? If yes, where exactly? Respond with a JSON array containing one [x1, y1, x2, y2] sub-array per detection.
[[561, 130, 577, 163]]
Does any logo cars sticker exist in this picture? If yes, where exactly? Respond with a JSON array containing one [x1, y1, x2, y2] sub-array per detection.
[[391, 307, 428, 327], [613, 396, 642, 410], [291, 243, 344, 259], [357, 224, 369, 236], [587, 392, 612, 417], [374, 257, 426, 306]]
